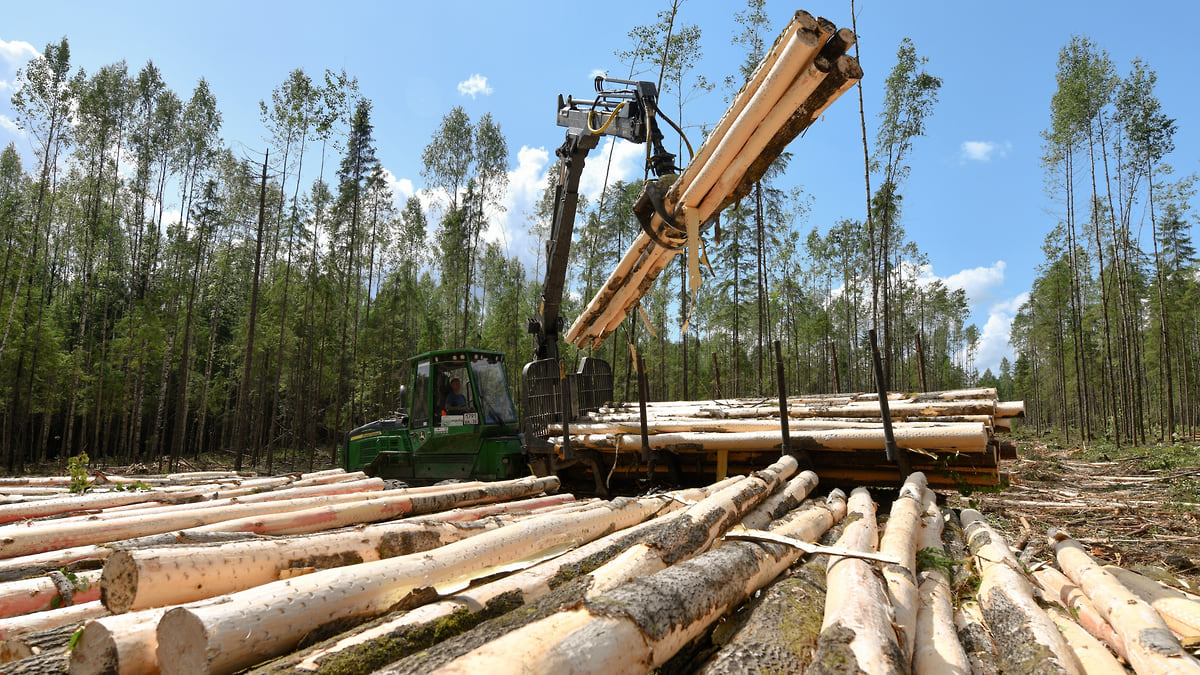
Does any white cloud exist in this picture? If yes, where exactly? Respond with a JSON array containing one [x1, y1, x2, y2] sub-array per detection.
[[917, 260, 1007, 308], [481, 144, 551, 267], [380, 167, 414, 202], [0, 39, 37, 70], [975, 291, 1029, 375], [457, 74, 493, 98], [943, 260, 1006, 305], [959, 140, 1011, 162], [0, 115, 19, 137], [578, 137, 644, 202]]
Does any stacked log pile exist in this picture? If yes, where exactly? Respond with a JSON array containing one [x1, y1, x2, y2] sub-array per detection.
[[551, 387, 1022, 488], [565, 10, 862, 348], [3, 463, 1197, 673]]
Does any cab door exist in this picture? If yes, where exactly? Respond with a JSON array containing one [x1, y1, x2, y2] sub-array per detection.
[[411, 359, 481, 479]]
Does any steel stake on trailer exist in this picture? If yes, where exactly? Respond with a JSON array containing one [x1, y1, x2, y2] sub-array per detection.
[[869, 329, 910, 477], [774, 340, 812, 470], [637, 354, 651, 464]]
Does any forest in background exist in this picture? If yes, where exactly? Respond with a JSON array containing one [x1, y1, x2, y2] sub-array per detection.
[[0, 1, 1191, 474]]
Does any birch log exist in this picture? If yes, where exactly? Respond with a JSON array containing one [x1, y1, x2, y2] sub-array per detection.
[[912, 490, 970, 675], [556, 424, 990, 454], [246, 481, 736, 675], [698, 492, 847, 675], [1052, 530, 1200, 673], [807, 487, 903, 675], [738, 469, 818, 531], [101, 513, 514, 613], [961, 510, 1081, 674], [187, 475, 561, 536], [877, 472, 927, 664], [1044, 606, 1128, 675], [1105, 565, 1200, 639], [1032, 566, 1128, 660], [154, 491, 698, 674], [427, 490, 846, 675], [0, 481, 386, 559], [585, 455, 797, 594]]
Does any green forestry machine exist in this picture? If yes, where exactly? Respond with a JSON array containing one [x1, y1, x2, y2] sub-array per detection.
[[343, 77, 679, 490]]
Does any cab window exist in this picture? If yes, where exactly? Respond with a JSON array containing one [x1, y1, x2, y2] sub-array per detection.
[[411, 361, 431, 428], [470, 354, 518, 425]]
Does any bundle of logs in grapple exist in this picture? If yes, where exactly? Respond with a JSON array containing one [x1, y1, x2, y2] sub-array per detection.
[[2, 465, 1194, 674], [565, 9, 863, 348], [550, 387, 1023, 489]]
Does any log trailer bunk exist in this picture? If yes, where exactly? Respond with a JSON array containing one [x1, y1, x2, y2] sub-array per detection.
[[342, 78, 680, 489]]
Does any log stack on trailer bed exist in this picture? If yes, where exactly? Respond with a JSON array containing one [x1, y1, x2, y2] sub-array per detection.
[[550, 386, 1022, 489]]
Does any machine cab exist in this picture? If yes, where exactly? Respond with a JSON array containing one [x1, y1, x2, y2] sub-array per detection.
[[408, 349, 519, 430], [344, 349, 524, 482]]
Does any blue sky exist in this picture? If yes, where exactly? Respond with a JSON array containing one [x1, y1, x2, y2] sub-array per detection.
[[1, 0, 1197, 376]]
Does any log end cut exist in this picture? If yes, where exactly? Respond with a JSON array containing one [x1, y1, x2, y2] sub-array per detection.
[[155, 608, 210, 675], [99, 551, 138, 614], [69, 620, 119, 675]]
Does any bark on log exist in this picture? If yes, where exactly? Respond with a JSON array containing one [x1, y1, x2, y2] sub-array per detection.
[[698, 494, 846, 675], [1052, 530, 1200, 673], [427, 490, 846, 674], [738, 469, 818, 531], [954, 600, 1000, 675], [154, 491, 694, 674], [961, 510, 1081, 674], [244, 482, 734, 675], [1, 621, 85, 664], [1032, 566, 1128, 660], [585, 455, 797, 594], [0, 546, 110, 583], [807, 487, 903, 675]]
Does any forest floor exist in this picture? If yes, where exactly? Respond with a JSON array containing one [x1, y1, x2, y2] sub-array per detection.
[[945, 437, 1200, 592]]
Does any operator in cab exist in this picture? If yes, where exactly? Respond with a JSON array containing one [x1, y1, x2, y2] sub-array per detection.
[[443, 377, 470, 414]]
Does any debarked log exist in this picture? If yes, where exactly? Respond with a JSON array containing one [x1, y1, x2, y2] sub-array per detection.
[[553, 424, 990, 454]]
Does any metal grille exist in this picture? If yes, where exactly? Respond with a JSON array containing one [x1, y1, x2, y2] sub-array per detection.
[[521, 358, 563, 452], [575, 357, 613, 414]]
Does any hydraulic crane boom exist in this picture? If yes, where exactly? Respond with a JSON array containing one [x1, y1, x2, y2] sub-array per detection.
[[522, 77, 680, 489], [528, 76, 677, 362]]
